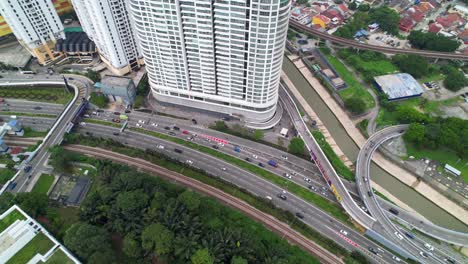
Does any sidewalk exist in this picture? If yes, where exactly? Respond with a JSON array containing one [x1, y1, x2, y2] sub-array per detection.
[[286, 55, 468, 224]]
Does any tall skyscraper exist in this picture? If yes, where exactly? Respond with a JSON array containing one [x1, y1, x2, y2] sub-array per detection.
[[0, 0, 65, 65], [71, 0, 144, 75], [129, 0, 291, 122]]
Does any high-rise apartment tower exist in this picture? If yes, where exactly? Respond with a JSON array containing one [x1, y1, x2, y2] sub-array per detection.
[[0, 0, 65, 65], [129, 0, 291, 122], [72, 0, 144, 75]]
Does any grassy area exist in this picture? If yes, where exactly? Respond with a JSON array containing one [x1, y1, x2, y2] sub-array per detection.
[[406, 143, 467, 182], [320, 50, 375, 110], [311, 131, 355, 181], [89, 92, 108, 108], [372, 189, 396, 205], [419, 73, 445, 83], [44, 249, 74, 264], [357, 119, 369, 138], [31, 174, 54, 194], [23, 127, 48, 138], [0, 87, 73, 105], [45, 207, 80, 240], [0, 169, 16, 184], [0, 112, 56, 118], [85, 118, 121, 128], [6, 233, 55, 264], [0, 209, 25, 234], [131, 127, 351, 224]]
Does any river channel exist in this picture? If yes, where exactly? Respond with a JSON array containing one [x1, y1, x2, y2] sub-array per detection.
[[283, 56, 468, 232]]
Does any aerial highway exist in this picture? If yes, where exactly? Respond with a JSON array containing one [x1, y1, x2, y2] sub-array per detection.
[[289, 19, 468, 60], [75, 122, 400, 263], [0, 76, 92, 194], [65, 144, 343, 264], [278, 84, 463, 263], [356, 125, 467, 262]]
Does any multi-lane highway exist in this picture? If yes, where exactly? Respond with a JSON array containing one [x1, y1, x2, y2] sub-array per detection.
[[76, 122, 401, 263], [0, 76, 92, 193], [289, 20, 468, 60]]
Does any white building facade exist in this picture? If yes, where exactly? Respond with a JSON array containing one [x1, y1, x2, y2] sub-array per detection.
[[129, 0, 291, 122], [0, 0, 65, 65], [71, 0, 144, 75]]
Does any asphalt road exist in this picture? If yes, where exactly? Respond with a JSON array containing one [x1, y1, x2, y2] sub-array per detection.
[[77, 122, 400, 264], [0, 99, 64, 115]]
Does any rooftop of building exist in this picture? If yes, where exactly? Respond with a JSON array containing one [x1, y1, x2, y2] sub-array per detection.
[[0, 205, 80, 263], [374, 73, 424, 100], [100, 75, 134, 87], [0, 42, 31, 68]]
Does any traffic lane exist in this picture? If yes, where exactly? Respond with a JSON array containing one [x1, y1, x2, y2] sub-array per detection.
[[15, 100, 82, 192], [357, 129, 441, 262], [79, 125, 399, 264]]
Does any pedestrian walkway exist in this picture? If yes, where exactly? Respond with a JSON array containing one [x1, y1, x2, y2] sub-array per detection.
[[286, 55, 468, 224]]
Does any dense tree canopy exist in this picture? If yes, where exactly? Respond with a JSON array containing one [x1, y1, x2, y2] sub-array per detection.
[[408, 30, 460, 52], [334, 11, 370, 39], [369, 7, 400, 35], [404, 123, 425, 147], [288, 137, 306, 156], [441, 65, 467, 91], [344, 97, 367, 114], [392, 54, 429, 78], [70, 161, 320, 263]]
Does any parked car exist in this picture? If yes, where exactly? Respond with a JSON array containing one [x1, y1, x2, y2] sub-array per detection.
[[295, 212, 304, 219], [258, 162, 265, 168]]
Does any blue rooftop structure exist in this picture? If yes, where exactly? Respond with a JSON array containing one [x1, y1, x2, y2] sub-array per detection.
[[374, 73, 424, 101], [354, 29, 370, 38]]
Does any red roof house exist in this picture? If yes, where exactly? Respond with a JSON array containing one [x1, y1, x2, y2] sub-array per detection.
[[436, 13, 465, 30], [428, 23, 442, 33], [399, 17, 415, 32]]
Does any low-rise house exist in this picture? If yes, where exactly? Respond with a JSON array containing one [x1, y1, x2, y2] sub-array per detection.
[[458, 29, 468, 44], [436, 13, 466, 31], [312, 14, 331, 29], [399, 17, 416, 32], [428, 22, 442, 33], [449, 5, 468, 19]]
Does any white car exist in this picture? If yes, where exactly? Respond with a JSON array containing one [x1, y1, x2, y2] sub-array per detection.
[[392, 256, 401, 262], [79, 122, 86, 126], [339, 230, 348, 236], [221, 167, 227, 171], [136, 123, 142, 127], [394, 231, 403, 240], [424, 243, 434, 251], [186, 160, 193, 165], [284, 173, 292, 179], [138, 120, 144, 124], [252, 154, 258, 159], [281, 155, 288, 160], [157, 145, 165, 149]]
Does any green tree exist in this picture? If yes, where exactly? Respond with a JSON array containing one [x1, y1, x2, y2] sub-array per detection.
[[115, 190, 149, 219], [178, 190, 201, 211], [141, 223, 174, 256], [133, 95, 144, 108], [64, 222, 111, 260], [15, 192, 48, 217], [49, 146, 74, 173], [85, 70, 101, 82], [408, 30, 460, 52], [123, 234, 143, 259], [288, 137, 305, 156], [392, 54, 429, 78], [348, 1, 357, 10], [0, 192, 14, 213], [252, 130, 264, 141], [191, 248, 214, 264], [369, 7, 400, 35], [89, 92, 109, 108], [231, 256, 248, 264], [357, 4, 370, 11], [395, 106, 429, 123], [344, 97, 367, 114], [444, 69, 468, 92], [403, 123, 425, 146]]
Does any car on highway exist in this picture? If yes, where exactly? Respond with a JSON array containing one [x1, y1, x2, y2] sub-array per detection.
[[157, 145, 165, 149], [186, 160, 193, 165], [265, 196, 272, 201], [368, 247, 378, 254], [136, 123, 142, 128], [174, 148, 183, 153], [284, 173, 292, 179], [404, 232, 415, 239], [308, 185, 317, 191], [394, 231, 403, 240], [182, 130, 189, 135], [125, 109, 131, 113], [303, 177, 311, 183], [367, 191, 373, 197], [420, 251, 428, 258], [267, 159, 278, 168], [168, 132, 176, 136], [252, 154, 258, 159], [389, 208, 399, 215], [9, 182, 17, 190], [34, 106, 42, 110], [83, 114, 90, 118], [258, 162, 265, 168], [245, 157, 251, 162], [191, 118, 197, 124], [295, 212, 304, 219], [138, 120, 145, 124], [112, 118, 120, 123], [28, 174, 32, 179], [445, 258, 456, 264], [339, 229, 348, 236], [113, 112, 120, 115], [164, 126, 171, 130], [221, 167, 227, 171], [424, 243, 434, 251], [113, 132, 119, 136], [277, 194, 287, 200], [281, 155, 288, 160], [97, 109, 104, 112], [392, 256, 401, 262], [80, 122, 86, 126], [360, 206, 368, 212], [24, 166, 32, 173], [173, 126, 180, 131], [212, 145, 219, 149]]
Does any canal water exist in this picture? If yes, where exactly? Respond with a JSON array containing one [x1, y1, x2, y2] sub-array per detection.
[[282, 56, 468, 232]]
